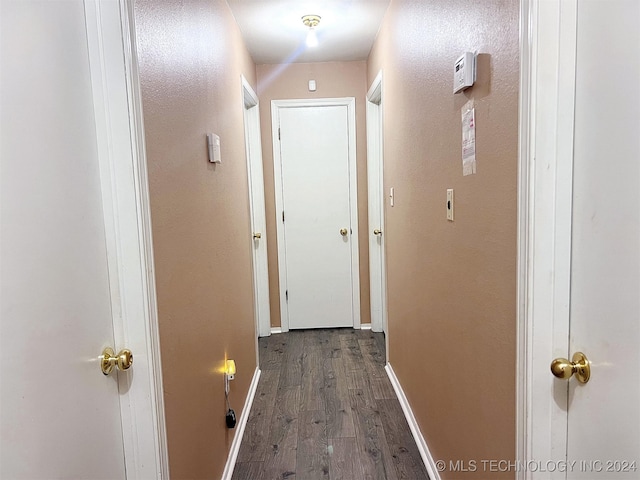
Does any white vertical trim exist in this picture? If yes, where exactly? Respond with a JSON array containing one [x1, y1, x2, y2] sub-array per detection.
[[120, 2, 170, 476], [271, 98, 361, 332], [221, 368, 262, 480], [366, 70, 387, 338], [241, 75, 272, 340], [516, 0, 533, 478], [84, 1, 169, 478], [385, 364, 441, 480], [517, 0, 578, 478]]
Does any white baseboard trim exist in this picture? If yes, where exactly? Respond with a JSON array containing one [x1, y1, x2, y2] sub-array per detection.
[[359, 323, 372, 330], [270, 327, 282, 335], [385, 363, 441, 480], [221, 367, 261, 480]]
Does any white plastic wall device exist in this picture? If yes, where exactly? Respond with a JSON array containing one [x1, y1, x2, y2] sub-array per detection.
[[453, 52, 477, 93], [207, 133, 221, 164]]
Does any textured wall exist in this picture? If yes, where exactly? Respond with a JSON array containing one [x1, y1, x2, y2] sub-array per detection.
[[133, 1, 257, 477], [367, 0, 519, 477], [256, 61, 370, 328]]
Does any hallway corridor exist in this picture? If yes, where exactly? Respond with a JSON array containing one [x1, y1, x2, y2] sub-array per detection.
[[232, 329, 429, 480]]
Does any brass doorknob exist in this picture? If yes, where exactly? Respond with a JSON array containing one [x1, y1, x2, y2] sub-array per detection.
[[373, 229, 382, 236], [253, 232, 262, 239], [340, 228, 348, 237], [550, 352, 590, 383], [100, 347, 134, 375]]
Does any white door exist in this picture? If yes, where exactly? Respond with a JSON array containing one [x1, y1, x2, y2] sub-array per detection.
[[366, 71, 387, 336], [525, 0, 640, 477], [243, 78, 271, 338], [565, 0, 639, 476], [1, 2, 159, 477], [272, 99, 360, 331]]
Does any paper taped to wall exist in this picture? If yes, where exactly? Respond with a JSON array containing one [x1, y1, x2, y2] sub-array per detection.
[[461, 100, 476, 176]]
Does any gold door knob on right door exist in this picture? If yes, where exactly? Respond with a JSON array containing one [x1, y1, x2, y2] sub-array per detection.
[[100, 347, 134, 376], [373, 229, 382, 236], [340, 228, 348, 237], [550, 352, 590, 383], [253, 233, 262, 239]]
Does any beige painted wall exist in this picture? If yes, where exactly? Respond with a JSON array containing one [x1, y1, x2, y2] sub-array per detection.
[[133, 1, 257, 478], [367, 1, 519, 477], [256, 61, 371, 328]]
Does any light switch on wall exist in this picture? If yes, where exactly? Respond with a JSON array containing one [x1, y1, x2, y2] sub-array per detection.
[[389, 187, 395, 207], [447, 189, 454, 221]]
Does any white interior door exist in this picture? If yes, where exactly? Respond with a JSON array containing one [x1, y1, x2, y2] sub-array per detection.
[[525, 1, 640, 478], [273, 99, 360, 330], [565, 0, 639, 476], [0, 1, 127, 478], [243, 78, 271, 338], [367, 71, 387, 335]]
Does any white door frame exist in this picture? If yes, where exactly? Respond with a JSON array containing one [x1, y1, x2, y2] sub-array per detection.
[[516, 0, 578, 477], [85, 1, 169, 477], [366, 70, 387, 337], [241, 76, 272, 339], [271, 98, 361, 333]]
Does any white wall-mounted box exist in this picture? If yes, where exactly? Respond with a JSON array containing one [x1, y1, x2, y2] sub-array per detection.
[[207, 133, 221, 164], [453, 52, 476, 94]]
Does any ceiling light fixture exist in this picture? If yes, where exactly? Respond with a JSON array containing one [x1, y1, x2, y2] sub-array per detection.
[[302, 15, 321, 48]]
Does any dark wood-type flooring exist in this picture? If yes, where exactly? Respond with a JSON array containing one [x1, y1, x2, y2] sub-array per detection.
[[232, 328, 429, 480]]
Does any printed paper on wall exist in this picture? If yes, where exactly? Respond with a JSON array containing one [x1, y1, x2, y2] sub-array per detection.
[[461, 100, 476, 176]]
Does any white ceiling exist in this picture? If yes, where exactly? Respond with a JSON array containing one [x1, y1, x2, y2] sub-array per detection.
[[226, 0, 391, 65]]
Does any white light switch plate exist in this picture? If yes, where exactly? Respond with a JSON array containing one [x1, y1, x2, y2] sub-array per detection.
[[390, 187, 395, 207], [447, 189, 454, 221]]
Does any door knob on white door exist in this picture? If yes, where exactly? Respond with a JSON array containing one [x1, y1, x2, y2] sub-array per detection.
[[550, 351, 590, 383], [373, 229, 382, 236], [340, 228, 348, 237], [100, 347, 133, 375], [253, 232, 262, 239]]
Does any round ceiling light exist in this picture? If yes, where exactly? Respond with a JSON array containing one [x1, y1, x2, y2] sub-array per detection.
[[302, 15, 321, 48]]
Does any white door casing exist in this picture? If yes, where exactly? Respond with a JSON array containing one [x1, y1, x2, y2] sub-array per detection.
[[366, 70, 387, 337], [0, 1, 167, 478], [517, 1, 640, 479], [242, 76, 271, 338], [272, 98, 360, 331], [87, 1, 169, 477]]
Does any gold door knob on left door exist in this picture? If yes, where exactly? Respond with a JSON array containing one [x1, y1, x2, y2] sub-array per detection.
[[100, 347, 133, 375], [253, 233, 262, 239], [550, 351, 590, 383], [373, 229, 382, 236], [340, 228, 348, 237]]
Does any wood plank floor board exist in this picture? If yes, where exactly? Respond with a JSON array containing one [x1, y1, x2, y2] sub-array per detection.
[[323, 357, 356, 438], [345, 368, 369, 390], [260, 335, 289, 371], [279, 331, 305, 388], [233, 329, 429, 480], [262, 385, 301, 480], [231, 461, 266, 480], [301, 346, 326, 411], [374, 334, 386, 362], [377, 398, 430, 479], [358, 338, 387, 379], [328, 437, 365, 480], [370, 375, 397, 401], [348, 389, 399, 480], [297, 410, 330, 480], [339, 334, 363, 372], [236, 368, 281, 463], [321, 329, 343, 359]]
